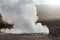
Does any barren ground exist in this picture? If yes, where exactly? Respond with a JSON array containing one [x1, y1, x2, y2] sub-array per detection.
[[0, 33, 59, 40]]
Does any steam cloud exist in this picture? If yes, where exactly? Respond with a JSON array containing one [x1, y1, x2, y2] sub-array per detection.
[[0, 0, 49, 34]]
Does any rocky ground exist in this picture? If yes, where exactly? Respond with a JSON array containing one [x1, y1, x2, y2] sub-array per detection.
[[0, 33, 59, 40]]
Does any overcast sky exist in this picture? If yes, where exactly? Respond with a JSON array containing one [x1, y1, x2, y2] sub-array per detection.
[[36, 0, 60, 21], [36, 0, 60, 5]]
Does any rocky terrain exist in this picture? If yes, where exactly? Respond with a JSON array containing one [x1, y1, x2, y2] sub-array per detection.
[[0, 33, 60, 40], [0, 33, 48, 40]]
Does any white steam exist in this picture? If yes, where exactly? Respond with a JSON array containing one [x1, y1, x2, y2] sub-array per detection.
[[0, 0, 49, 34]]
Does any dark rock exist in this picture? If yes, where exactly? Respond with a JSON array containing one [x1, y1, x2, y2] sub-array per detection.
[[0, 14, 14, 31]]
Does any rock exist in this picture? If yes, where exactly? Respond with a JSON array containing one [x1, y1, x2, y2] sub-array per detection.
[[0, 14, 13, 31]]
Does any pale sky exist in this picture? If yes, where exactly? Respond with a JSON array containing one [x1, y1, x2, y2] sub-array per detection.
[[36, 0, 60, 5], [37, 0, 60, 21]]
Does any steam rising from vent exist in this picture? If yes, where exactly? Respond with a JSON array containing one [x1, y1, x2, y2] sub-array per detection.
[[0, 0, 49, 34]]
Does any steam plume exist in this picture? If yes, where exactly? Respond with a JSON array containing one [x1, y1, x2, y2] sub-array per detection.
[[0, 0, 49, 34]]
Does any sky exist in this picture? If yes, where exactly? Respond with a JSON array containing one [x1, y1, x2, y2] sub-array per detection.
[[36, 0, 60, 5], [36, 0, 60, 21]]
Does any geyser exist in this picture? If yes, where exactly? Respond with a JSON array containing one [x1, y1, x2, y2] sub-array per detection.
[[0, 0, 49, 34]]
